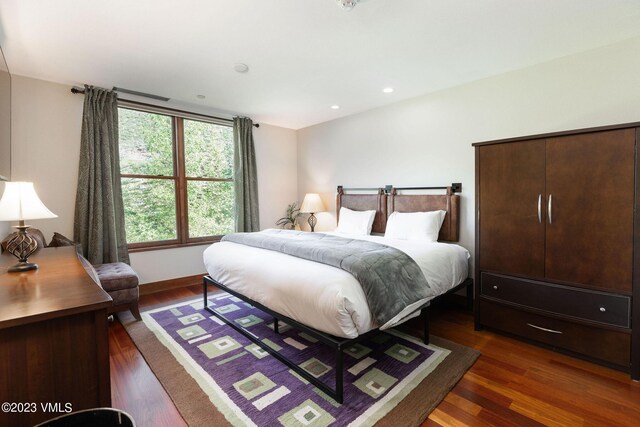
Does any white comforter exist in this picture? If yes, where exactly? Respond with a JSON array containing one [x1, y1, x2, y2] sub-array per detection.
[[203, 230, 469, 338]]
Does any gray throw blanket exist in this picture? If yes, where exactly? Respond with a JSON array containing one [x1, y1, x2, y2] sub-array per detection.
[[222, 229, 432, 326]]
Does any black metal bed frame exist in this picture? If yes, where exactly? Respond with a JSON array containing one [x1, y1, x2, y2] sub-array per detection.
[[336, 183, 463, 194], [203, 275, 472, 404]]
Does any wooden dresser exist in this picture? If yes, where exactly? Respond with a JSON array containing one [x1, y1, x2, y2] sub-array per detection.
[[474, 123, 640, 379], [0, 246, 112, 426]]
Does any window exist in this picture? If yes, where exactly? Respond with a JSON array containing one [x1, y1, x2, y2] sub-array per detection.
[[118, 106, 235, 250]]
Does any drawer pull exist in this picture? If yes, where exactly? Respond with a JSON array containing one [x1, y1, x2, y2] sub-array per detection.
[[492, 285, 499, 291], [527, 323, 563, 334], [600, 307, 606, 312]]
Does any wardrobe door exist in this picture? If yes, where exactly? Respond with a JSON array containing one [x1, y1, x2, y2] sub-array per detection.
[[479, 140, 546, 277], [545, 129, 635, 292]]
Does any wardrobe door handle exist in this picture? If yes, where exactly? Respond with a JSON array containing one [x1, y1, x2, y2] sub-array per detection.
[[548, 194, 553, 224], [527, 323, 562, 334], [537, 194, 542, 223]]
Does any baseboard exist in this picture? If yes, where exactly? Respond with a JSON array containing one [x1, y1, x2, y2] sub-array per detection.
[[139, 274, 204, 296]]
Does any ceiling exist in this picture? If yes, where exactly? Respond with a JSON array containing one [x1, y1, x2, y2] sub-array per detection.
[[0, 0, 639, 130]]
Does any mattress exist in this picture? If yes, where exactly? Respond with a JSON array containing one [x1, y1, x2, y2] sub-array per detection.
[[203, 230, 470, 338]]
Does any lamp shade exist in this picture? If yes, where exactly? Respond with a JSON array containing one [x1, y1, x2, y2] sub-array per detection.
[[0, 182, 58, 221], [300, 193, 325, 213]]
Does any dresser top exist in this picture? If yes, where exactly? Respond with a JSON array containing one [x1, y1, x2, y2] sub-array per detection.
[[0, 246, 112, 329], [472, 120, 640, 147]]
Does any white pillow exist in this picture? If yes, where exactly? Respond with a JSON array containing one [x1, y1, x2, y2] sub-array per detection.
[[336, 207, 376, 236], [385, 210, 446, 241]]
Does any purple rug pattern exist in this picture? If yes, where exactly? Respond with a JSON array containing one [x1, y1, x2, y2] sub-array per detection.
[[143, 293, 449, 426]]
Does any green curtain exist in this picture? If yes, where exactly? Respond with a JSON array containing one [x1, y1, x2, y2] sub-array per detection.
[[233, 117, 260, 232], [73, 85, 129, 264]]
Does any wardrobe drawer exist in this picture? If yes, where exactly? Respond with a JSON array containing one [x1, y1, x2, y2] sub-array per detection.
[[481, 273, 630, 328], [479, 300, 630, 368]]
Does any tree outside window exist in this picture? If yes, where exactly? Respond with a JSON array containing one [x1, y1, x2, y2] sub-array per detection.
[[118, 107, 234, 249]]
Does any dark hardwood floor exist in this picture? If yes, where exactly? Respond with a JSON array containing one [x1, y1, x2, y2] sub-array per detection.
[[109, 285, 640, 426]]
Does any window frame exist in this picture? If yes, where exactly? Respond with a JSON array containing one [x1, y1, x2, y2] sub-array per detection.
[[118, 101, 234, 252]]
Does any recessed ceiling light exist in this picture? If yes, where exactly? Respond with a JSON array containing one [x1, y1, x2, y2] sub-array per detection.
[[383, 87, 394, 93], [331, 105, 340, 110], [196, 94, 206, 99], [233, 63, 249, 73]]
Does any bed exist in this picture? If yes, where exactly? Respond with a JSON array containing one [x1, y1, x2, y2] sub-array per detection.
[[202, 184, 470, 403]]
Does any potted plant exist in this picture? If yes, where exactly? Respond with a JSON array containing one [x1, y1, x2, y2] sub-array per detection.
[[276, 203, 301, 230]]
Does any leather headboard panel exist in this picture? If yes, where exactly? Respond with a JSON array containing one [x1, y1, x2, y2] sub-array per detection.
[[336, 188, 388, 234], [336, 186, 460, 241], [388, 190, 460, 242]]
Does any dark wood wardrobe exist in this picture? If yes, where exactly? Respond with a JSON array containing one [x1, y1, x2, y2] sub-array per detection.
[[474, 123, 640, 379]]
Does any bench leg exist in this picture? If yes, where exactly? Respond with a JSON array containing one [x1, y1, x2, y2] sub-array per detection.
[[130, 301, 142, 321]]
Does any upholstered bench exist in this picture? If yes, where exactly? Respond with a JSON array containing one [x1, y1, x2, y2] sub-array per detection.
[[93, 262, 142, 321], [2, 229, 142, 322]]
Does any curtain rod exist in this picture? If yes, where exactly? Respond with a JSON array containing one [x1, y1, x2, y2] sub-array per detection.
[[70, 87, 259, 128]]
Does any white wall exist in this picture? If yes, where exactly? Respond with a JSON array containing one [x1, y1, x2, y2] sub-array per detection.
[[9, 75, 298, 283], [10, 76, 82, 236], [254, 123, 298, 230], [297, 36, 640, 275]]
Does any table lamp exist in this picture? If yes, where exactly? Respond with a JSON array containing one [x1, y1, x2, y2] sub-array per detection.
[[0, 182, 57, 272], [300, 193, 325, 232]]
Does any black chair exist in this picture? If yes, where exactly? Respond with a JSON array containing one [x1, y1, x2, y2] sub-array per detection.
[[35, 408, 135, 427]]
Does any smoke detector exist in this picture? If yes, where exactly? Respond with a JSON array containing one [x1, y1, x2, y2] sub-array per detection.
[[336, 0, 358, 10], [234, 63, 249, 73]]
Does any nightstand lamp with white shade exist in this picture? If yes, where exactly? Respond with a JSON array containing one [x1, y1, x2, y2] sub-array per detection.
[[300, 193, 325, 232], [0, 181, 58, 272]]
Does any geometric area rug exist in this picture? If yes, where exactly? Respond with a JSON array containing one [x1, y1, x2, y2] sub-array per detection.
[[120, 293, 479, 427]]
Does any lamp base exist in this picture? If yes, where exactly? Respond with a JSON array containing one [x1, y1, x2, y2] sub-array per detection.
[[6, 223, 40, 273], [307, 213, 318, 232], [8, 261, 39, 272]]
